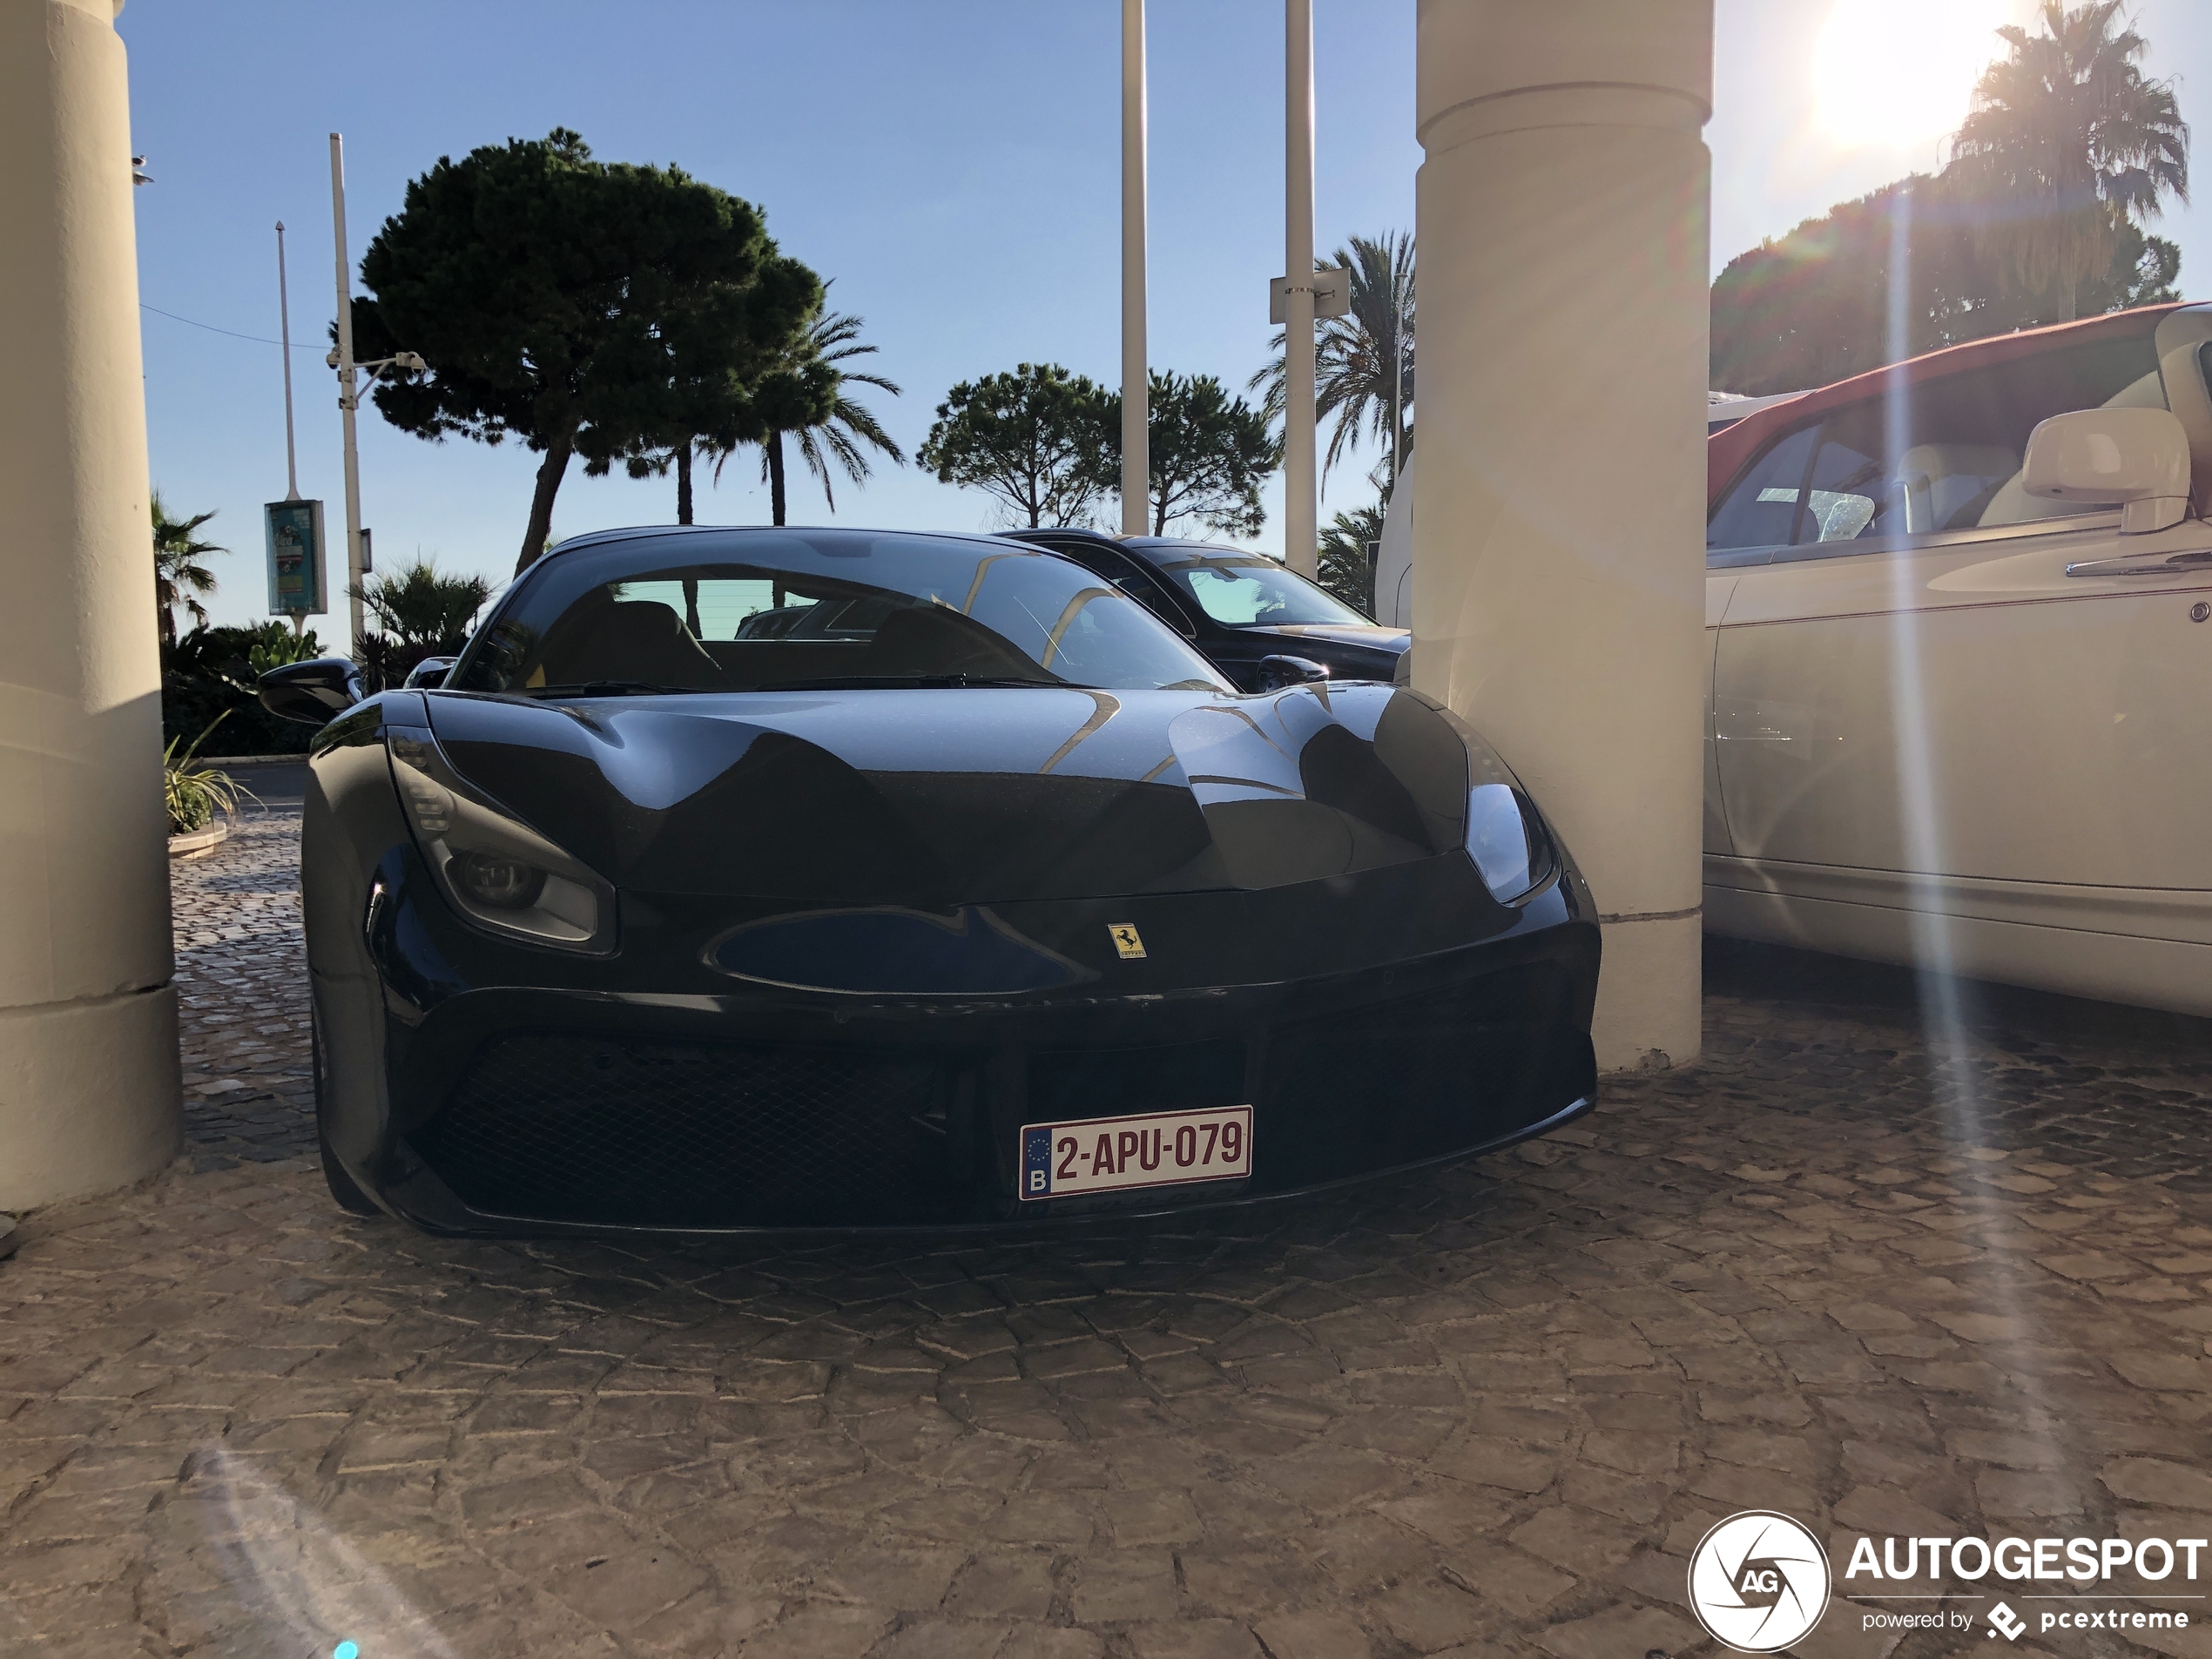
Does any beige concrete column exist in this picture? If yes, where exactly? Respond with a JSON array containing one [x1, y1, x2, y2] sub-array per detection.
[[0, 0, 181, 1209], [1413, 0, 1713, 1071]]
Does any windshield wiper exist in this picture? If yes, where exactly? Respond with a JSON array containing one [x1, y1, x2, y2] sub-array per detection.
[[523, 680, 708, 698], [750, 673, 1085, 691]]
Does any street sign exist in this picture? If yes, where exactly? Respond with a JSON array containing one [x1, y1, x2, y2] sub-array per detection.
[[265, 498, 327, 617]]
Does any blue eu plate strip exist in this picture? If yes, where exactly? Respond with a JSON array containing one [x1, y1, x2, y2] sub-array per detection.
[[1022, 1125, 1055, 1198]]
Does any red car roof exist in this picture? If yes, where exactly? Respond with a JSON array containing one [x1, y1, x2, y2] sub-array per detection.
[[1705, 302, 2188, 506]]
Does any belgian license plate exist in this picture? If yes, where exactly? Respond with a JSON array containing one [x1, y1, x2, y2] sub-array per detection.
[[1019, 1105, 1252, 1200]]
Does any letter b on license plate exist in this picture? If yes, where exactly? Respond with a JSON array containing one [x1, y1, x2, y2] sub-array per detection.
[[1020, 1105, 1252, 1200]]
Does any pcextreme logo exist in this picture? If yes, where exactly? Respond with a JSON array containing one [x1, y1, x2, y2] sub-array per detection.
[[1688, 1511, 1831, 1652]]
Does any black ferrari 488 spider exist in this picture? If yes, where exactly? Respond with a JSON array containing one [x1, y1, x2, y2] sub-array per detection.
[[261, 526, 1599, 1236]]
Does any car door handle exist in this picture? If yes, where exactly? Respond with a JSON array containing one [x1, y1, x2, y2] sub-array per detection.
[[2064, 549, 2212, 577]]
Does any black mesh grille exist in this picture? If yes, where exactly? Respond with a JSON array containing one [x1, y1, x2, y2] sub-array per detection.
[[1259, 968, 1590, 1188], [1027, 1038, 1246, 1123], [410, 1033, 958, 1226]]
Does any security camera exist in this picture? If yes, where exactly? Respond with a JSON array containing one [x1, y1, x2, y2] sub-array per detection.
[[394, 351, 428, 373]]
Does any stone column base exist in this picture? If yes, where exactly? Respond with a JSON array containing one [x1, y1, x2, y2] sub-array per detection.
[[1593, 914, 1703, 1074], [0, 984, 180, 1211]]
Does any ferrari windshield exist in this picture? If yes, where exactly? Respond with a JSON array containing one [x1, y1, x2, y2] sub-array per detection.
[[1143, 544, 1372, 628], [450, 530, 1235, 696]]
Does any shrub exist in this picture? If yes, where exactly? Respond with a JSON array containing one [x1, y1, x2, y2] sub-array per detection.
[[161, 623, 326, 755], [164, 713, 259, 834], [349, 558, 495, 691]]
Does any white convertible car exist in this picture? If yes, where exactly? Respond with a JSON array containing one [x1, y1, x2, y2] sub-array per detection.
[[1380, 303, 2211, 1016], [1703, 302, 2212, 1016]]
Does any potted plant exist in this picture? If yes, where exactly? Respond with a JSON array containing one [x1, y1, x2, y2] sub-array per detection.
[[165, 712, 258, 856]]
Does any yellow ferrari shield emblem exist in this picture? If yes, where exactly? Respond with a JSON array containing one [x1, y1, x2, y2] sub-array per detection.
[[1109, 923, 1147, 961]]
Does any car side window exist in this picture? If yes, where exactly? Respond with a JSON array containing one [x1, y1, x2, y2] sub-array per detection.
[[1739, 340, 2165, 560], [1708, 425, 1817, 556], [1800, 429, 1908, 543]]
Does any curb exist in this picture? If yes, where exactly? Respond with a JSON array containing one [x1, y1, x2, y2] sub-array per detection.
[[168, 822, 230, 858]]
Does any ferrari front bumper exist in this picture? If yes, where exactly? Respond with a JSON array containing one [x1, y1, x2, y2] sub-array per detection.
[[351, 879, 1598, 1237]]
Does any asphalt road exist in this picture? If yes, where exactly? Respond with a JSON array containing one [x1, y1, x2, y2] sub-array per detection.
[[223, 759, 309, 811]]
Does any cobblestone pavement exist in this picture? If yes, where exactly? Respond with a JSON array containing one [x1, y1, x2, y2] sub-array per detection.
[[4, 810, 2211, 1659], [170, 810, 317, 1171]]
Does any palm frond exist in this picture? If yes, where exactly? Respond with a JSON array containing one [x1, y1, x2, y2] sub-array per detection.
[[747, 308, 907, 515], [1249, 230, 1414, 487]]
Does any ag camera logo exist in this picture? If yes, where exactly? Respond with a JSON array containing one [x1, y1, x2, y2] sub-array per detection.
[[1689, 1511, 1832, 1652]]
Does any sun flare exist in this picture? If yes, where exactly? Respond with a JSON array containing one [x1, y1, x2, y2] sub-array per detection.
[[1813, 0, 2019, 150]]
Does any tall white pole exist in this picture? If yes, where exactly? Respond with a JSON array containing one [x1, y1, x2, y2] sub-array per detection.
[[276, 221, 299, 501], [1284, 0, 1318, 577], [330, 132, 366, 655], [1120, 0, 1149, 537]]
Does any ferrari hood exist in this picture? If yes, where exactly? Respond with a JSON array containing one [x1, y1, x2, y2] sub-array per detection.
[[426, 683, 1471, 903]]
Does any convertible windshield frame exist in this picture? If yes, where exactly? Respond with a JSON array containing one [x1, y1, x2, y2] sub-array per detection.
[[447, 529, 1237, 698]]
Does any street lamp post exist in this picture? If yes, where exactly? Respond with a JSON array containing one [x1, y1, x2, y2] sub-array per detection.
[[327, 133, 421, 660], [277, 221, 300, 502], [329, 132, 367, 656], [1283, 0, 1318, 578], [1121, 0, 1149, 538]]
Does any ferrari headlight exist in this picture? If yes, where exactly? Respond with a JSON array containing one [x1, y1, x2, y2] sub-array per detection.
[[1460, 737, 1557, 905], [386, 728, 616, 953], [1467, 784, 1554, 903]]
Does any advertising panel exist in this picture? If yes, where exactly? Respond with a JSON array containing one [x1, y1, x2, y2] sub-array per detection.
[[264, 498, 327, 617]]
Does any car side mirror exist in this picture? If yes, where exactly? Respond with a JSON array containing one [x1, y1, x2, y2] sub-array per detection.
[[2024, 407, 2193, 533], [1257, 654, 1330, 690], [259, 656, 363, 725], [403, 656, 457, 690]]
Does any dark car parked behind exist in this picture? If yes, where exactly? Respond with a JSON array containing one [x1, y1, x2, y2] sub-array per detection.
[[1002, 529, 1410, 691]]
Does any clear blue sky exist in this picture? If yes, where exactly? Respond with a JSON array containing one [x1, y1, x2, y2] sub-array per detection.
[[122, 1, 2210, 632]]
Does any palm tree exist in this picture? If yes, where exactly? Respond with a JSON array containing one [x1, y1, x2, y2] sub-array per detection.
[[711, 303, 905, 526], [152, 491, 225, 645], [347, 556, 496, 690], [1316, 501, 1386, 617], [1948, 1, 2188, 320], [350, 556, 494, 651], [1251, 231, 1415, 495]]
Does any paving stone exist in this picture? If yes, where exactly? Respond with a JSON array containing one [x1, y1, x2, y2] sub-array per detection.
[[6, 811, 2212, 1656], [1121, 1620, 1264, 1659], [871, 1620, 1017, 1659], [1534, 1600, 1704, 1659], [1509, 1503, 1642, 1575], [1440, 1542, 1576, 1619], [999, 1630, 1108, 1659], [2102, 1458, 2212, 1512], [1372, 1578, 1485, 1653]]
